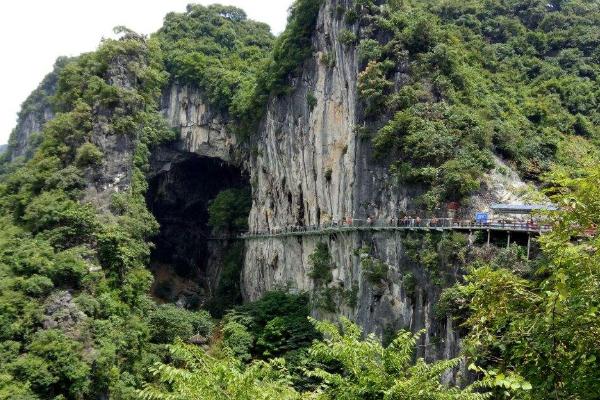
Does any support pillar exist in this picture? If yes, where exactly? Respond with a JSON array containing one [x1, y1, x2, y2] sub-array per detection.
[[487, 230, 491, 246], [507, 231, 511, 248], [527, 234, 531, 260]]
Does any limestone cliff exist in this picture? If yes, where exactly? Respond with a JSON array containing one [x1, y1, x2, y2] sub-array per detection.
[[3, 0, 533, 369], [241, 0, 456, 362], [150, 0, 531, 367], [240, 0, 530, 367], [4, 58, 68, 162]]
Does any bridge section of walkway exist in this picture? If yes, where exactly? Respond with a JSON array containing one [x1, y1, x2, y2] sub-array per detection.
[[234, 219, 551, 240]]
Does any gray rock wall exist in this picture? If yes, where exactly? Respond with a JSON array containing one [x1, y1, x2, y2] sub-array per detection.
[[242, 0, 431, 336], [161, 84, 240, 165], [241, 0, 464, 371], [4, 60, 64, 161], [241, 1, 532, 360]]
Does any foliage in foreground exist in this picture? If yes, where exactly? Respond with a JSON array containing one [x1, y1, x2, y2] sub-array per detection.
[[140, 317, 489, 400], [443, 166, 600, 399], [223, 291, 319, 360]]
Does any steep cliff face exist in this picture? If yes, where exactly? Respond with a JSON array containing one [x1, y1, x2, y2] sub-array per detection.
[[160, 84, 240, 164], [242, 0, 444, 354], [143, 0, 532, 365], [5, 59, 67, 162], [2, 0, 531, 366], [240, 0, 527, 367]]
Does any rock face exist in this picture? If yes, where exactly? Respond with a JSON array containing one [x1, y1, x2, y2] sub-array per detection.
[[242, 0, 455, 358], [5, 59, 67, 162], [151, 0, 529, 369], [42, 291, 86, 338], [240, 0, 528, 370], [161, 84, 240, 165]]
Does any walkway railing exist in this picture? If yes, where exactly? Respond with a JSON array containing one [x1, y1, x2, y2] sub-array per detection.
[[234, 218, 552, 240]]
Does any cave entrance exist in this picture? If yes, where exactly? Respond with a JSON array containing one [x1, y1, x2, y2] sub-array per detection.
[[146, 153, 250, 309]]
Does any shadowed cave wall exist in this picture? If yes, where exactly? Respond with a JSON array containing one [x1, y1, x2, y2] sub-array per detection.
[[146, 153, 249, 308]]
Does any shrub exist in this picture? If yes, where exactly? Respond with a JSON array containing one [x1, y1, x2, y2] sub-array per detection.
[[339, 29, 357, 46], [227, 291, 319, 359], [402, 272, 416, 298], [320, 52, 336, 68], [22, 190, 98, 243], [21, 275, 54, 297], [434, 285, 469, 320], [208, 188, 251, 233], [314, 287, 337, 313], [357, 39, 382, 64], [222, 319, 253, 361], [75, 142, 103, 167], [11, 330, 90, 399], [356, 247, 389, 284], [358, 61, 393, 116], [307, 93, 318, 111], [344, 9, 358, 24], [308, 243, 333, 285], [342, 282, 359, 308], [149, 304, 213, 344]]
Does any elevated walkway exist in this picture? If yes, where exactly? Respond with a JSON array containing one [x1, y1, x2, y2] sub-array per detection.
[[209, 219, 551, 241]]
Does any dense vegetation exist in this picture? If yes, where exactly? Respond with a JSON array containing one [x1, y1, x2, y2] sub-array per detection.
[[0, 32, 178, 398], [154, 5, 273, 125], [153, 0, 323, 137], [0, 3, 326, 397], [140, 317, 488, 399], [441, 166, 600, 399], [347, 0, 600, 207], [207, 188, 252, 233]]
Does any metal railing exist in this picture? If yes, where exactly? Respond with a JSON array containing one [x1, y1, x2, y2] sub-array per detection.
[[234, 218, 552, 240]]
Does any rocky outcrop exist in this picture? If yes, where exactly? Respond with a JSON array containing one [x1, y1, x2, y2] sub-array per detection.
[[240, 0, 521, 372], [42, 291, 86, 338], [160, 84, 240, 165], [82, 50, 141, 211], [5, 59, 68, 162]]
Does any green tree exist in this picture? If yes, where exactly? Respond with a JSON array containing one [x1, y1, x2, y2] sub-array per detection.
[[141, 317, 489, 399], [139, 340, 301, 400], [148, 304, 212, 344], [450, 166, 600, 398], [208, 188, 251, 233], [308, 242, 334, 285], [307, 317, 488, 400]]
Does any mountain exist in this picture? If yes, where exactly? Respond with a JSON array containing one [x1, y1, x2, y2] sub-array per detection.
[[1, 0, 599, 398]]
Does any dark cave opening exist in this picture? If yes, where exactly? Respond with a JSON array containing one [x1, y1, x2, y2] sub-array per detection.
[[146, 154, 250, 307]]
